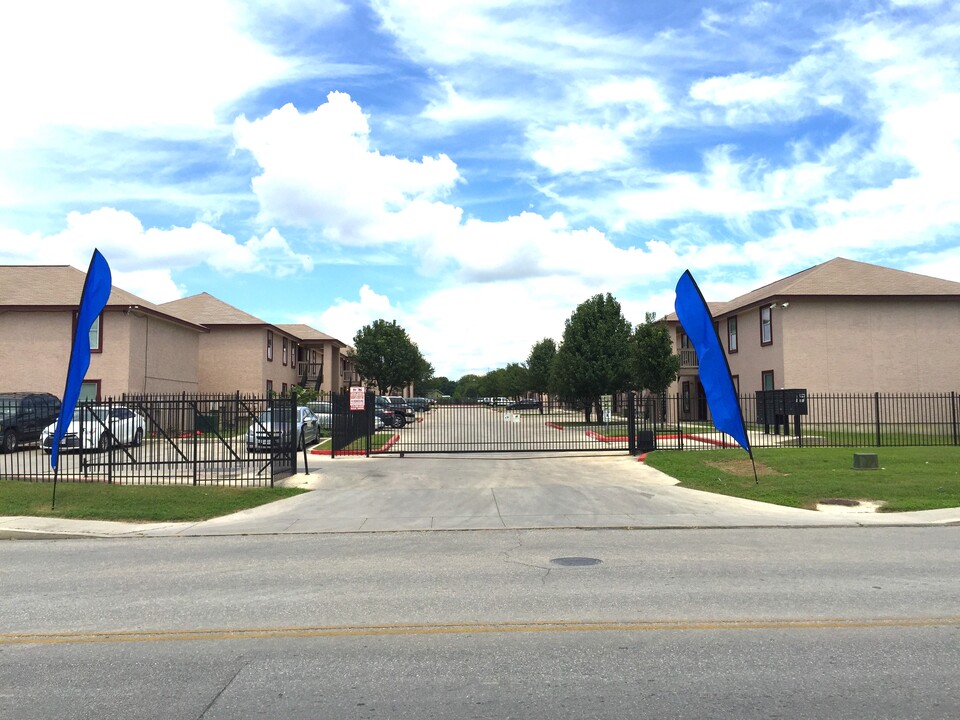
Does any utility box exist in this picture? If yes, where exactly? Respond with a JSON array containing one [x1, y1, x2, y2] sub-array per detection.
[[853, 452, 879, 470], [756, 389, 808, 436], [637, 430, 656, 453]]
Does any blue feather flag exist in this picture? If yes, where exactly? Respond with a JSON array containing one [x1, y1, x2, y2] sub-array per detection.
[[674, 270, 751, 456], [50, 250, 113, 470]]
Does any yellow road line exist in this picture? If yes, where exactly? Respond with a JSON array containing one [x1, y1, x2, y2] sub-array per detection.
[[2, 616, 959, 646]]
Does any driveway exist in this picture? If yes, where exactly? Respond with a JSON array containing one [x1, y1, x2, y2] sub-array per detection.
[[3, 452, 958, 539], [146, 452, 945, 536]]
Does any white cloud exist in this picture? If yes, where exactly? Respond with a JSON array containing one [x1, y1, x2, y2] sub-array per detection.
[[422, 81, 519, 123], [234, 94, 462, 242], [0, 0, 294, 145], [305, 275, 624, 378], [691, 73, 799, 106], [528, 123, 632, 173], [586, 77, 670, 113], [0, 208, 312, 302], [310, 285, 398, 347]]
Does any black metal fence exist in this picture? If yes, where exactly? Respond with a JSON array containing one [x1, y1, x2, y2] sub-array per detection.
[[0, 394, 298, 485], [327, 391, 960, 456], [638, 391, 960, 451], [345, 396, 649, 455]]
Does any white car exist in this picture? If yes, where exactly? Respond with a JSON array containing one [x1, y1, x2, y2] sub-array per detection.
[[40, 405, 145, 453]]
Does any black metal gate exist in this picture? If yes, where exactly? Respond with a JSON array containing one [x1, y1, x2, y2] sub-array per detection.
[[330, 391, 376, 458], [0, 395, 297, 486], [330, 394, 655, 456]]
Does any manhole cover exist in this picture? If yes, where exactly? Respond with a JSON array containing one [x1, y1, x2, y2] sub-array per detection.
[[550, 557, 602, 567]]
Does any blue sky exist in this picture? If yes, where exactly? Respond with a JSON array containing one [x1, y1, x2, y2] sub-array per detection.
[[2, 0, 959, 379]]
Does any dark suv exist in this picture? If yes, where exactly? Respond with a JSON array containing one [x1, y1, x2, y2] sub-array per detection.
[[0, 392, 62, 452], [384, 396, 417, 423]]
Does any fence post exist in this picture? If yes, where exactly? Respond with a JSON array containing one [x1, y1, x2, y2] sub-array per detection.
[[192, 401, 199, 486], [627, 392, 637, 456], [289, 398, 297, 484], [874, 391, 882, 447], [366, 391, 374, 458], [952, 391, 958, 447], [676, 393, 683, 450], [107, 398, 114, 485]]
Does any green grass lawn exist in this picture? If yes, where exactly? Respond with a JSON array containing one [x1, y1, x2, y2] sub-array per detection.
[[0, 481, 308, 522], [348, 432, 397, 452], [643, 446, 960, 512]]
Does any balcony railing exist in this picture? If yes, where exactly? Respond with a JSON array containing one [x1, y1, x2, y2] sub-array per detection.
[[679, 349, 699, 368], [298, 360, 323, 385]]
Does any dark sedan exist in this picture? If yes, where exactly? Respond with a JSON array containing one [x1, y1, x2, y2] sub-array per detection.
[[506, 399, 543, 411]]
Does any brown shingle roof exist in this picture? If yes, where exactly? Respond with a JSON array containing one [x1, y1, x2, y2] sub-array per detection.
[[0, 265, 204, 330], [723, 257, 960, 312], [275, 324, 347, 346], [162, 293, 267, 326], [665, 258, 960, 321]]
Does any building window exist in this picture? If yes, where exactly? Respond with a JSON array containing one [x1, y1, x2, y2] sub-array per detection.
[[282, 338, 288, 366], [90, 314, 103, 353], [76, 312, 104, 353], [760, 306, 772, 346], [266, 380, 273, 396], [727, 317, 738, 353], [80, 380, 100, 402], [267, 330, 274, 361], [282, 382, 288, 396], [762, 370, 775, 391]]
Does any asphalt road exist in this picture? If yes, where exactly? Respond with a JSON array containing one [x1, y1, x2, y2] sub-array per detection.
[[3, 527, 959, 718]]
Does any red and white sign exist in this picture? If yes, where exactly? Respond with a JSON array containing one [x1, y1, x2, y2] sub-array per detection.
[[349, 386, 366, 411]]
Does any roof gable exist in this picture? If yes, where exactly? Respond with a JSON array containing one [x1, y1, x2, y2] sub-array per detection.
[[162, 293, 267, 326], [725, 257, 960, 312], [276, 323, 347, 346], [0, 265, 204, 330], [665, 258, 960, 321]]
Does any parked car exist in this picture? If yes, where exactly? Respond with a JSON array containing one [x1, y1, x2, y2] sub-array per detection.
[[492, 397, 510, 407], [507, 398, 543, 411], [0, 392, 61, 452], [246, 405, 320, 452], [384, 396, 417, 422], [374, 396, 405, 428], [405, 397, 431, 412], [40, 405, 144, 453], [306, 401, 334, 430]]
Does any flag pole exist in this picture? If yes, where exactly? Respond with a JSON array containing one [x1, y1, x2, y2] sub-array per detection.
[[50, 249, 113, 508]]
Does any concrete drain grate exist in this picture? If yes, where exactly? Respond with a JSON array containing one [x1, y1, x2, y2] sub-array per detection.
[[550, 557, 602, 567]]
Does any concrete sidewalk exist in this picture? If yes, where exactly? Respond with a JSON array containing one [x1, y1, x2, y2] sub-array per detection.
[[2, 454, 958, 539]]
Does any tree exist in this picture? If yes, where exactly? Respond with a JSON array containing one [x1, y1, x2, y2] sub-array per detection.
[[419, 375, 456, 397], [550, 293, 632, 421], [526, 338, 556, 397], [630, 312, 680, 421], [351, 319, 432, 395], [454, 374, 482, 400], [631, 312, 680, 395], [477, 369, 504, 398], [501, 362, 529, 399]]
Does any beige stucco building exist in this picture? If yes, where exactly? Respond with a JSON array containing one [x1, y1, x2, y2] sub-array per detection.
[[2, 267, 361, 401], [664, 258, 960, 420], [276, 324, 359, 394], [0, 266, 204, 400]]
